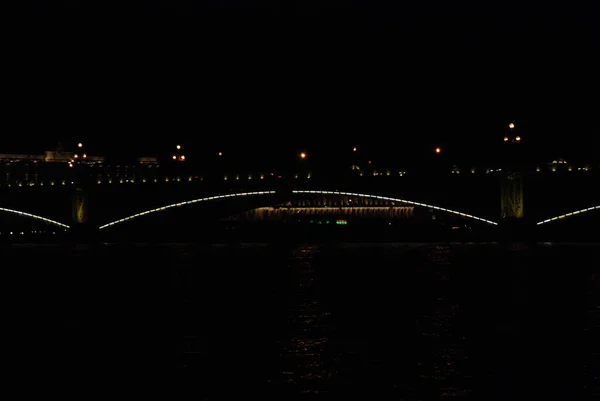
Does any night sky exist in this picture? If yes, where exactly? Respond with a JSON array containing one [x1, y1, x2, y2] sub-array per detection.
[[6, 2, 600, 165]]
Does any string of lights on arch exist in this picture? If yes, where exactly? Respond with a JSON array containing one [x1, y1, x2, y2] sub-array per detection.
[[537, 205, 600, 225], [292, 190, 499, 225], [98, 191, 277, 230], [98, 189, 499, 230], [0, 207, 70, 229]]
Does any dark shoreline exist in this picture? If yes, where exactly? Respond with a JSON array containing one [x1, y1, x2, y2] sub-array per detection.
[[2, 225, 598, 245]]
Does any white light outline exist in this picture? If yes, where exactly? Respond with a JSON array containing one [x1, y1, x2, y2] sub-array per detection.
[[98, 189, 500, 230], [98, 191, 277, 230], [0, 207, 70, 229], [537, 205, 600, 225], [292, 190, 498, 225]]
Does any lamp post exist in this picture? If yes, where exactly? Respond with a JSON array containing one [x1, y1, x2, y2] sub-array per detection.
[[500, 122, 524, 222], [173, 144, 185, 162], [71, 141, 89, 227], [506, 123, 521, 144]]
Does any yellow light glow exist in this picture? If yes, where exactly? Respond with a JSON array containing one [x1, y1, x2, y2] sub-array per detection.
[[503, 136, 509, 142], [74, 154, 79, 158], [300, 152, 307, 159], [435, 147, 442, 154], [82, 154, 87, 159], [353, 147, 357, 152], [172, 155, 177, 160], [180, 155, 186, 161], [515, 136, 521, 141], [509, 123, 515, 129], [78, 143, 83, 148], [218, 152, 222, 156], [176, 145, 181, 150]]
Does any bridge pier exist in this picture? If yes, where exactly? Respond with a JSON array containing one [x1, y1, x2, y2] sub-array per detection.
[[500, 173, 524, 219], [498, 217, 537, 242], [499, 173, 537, 241], [68, 188, 98, 242], [72, 188, 88, 224], [67, 222, 99, 243]]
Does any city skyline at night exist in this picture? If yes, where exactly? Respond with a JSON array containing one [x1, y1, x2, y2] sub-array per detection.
[[5, 3, 599, 165]]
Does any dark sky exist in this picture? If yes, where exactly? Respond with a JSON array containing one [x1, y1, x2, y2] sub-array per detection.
[[5, 2, 600, 165]]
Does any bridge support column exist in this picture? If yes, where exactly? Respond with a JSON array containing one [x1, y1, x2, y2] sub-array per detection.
[[501, 173, 523, 219], [69, 188, 97, 242], [500, 173, 536, 241], [72, 188, 88, 224]]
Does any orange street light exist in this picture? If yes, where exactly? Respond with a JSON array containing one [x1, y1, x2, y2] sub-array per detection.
[[435, 147, 442, 154], [515, 136, 521, 142], [77, 142, 83, 148], [176, 145, 181, 150], [300, 152, 307, 160], [508, 123, 515, 129], [504, 136, 509, 142]]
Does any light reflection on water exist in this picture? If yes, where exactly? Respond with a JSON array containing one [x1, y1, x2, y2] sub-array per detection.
[[273, 245, 335, 395], [3, 242, 598, 399]]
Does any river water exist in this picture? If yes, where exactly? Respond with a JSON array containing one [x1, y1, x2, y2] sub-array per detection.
[[4, 242, 599, 399]]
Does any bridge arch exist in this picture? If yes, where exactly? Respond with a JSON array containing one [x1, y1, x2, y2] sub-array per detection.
[[98, 189, 497, 230], [293, 190, 498, 225], [0, 207, 70, 229], [98, 191, 276, 230], [537, 205, 600, 226]]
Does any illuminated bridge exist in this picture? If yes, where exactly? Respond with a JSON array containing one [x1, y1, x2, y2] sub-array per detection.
[[1, 166, 598, 241]]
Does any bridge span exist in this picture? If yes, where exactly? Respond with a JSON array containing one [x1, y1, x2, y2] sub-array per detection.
[[0, 172, 598, 239]]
